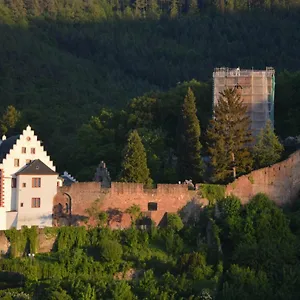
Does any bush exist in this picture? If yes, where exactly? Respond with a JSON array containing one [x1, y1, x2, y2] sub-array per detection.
[[99, 239, 123, 262], [167, 213, 184, 232]]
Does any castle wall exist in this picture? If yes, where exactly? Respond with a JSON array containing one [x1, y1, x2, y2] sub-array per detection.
[[54, 182, 203, 227], [53, 150, 300, 228], [226, 150, 300, 205]]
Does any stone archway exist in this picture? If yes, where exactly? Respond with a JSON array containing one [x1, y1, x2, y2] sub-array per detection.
[[63, 193, 72, 216]]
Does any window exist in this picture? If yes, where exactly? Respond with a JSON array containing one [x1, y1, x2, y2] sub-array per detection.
[[20, 203, 23, 207], [31, 148, 36, 154], [21, 147, 26, 154], [11, 178, 17, 188], [14, 159, 19, 167], [22, 183, 26, 188], [31, 198, 40, 208], [26, 159, 31, 164], [32, 178, 41, 188], [148, 202, 158, 211]]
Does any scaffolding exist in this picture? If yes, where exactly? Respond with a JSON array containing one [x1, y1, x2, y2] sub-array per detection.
[[213, 67, 275, 137]]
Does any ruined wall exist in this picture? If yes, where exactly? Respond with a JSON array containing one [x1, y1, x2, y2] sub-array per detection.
[[54, 182, 205, 228], [53, 150, 300, 228], [226, 150, 300, 205]]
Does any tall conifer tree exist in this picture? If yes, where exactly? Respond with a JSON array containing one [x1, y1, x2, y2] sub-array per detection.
[[207, 88, 253, 182], [177, 87, 203, 182], [253, 120, 283, 168], [120, 130, 152, 185]]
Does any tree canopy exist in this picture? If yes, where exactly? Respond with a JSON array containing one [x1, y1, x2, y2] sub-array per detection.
[[177, 87, 204, 182], [253, 120, 284, 168], [120, 130, 152, 185], [207, 88, 253, 182]]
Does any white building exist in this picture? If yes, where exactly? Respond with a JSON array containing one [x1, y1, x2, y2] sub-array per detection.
[[0, 125, 59, 230]]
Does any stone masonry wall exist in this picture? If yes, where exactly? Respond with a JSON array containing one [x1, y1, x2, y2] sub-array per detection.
[[226, 150, 300, 205], [53, 150, 300, 228], [53, 182, 205, 228]]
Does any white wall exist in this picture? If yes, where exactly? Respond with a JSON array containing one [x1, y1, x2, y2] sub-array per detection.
[[0, 207, 6, 230], [16, 174, 57, 229], [6, 211, 18, 229], [0, 126, 56, 223]]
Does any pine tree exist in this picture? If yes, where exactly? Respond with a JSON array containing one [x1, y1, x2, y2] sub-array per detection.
[[120, 130, 152, 185], [253, 120, 283, 168], [177, 87, 204, 182], [207, 88, 253, 182]]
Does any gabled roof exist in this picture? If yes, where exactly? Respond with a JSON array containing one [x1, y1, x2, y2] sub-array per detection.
[[15, 159, 57, 176], [0, 135, 20, 163]]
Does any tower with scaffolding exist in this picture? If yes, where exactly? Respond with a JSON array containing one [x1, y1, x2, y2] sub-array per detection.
[[213, 67, 275, 137]]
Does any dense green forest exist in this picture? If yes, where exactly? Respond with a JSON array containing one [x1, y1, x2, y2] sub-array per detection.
[[1, 194, 300, 299], [1, 0, 300, 181]]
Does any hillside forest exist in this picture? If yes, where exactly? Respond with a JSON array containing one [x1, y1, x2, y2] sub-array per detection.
[[1, 0, 300, 182]]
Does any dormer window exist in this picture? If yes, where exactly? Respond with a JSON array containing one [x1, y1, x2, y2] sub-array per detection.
[[21, 147, 26, 154]]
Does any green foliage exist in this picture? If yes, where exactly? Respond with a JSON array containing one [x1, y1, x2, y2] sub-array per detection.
[[222, 265, 271, 300], [5, 226, 38, 258], [177, 87, 204, 182], [56, 227, 87, 251], [120, 130, 152, 185], [200, 184, 225, 205], [253, 120, 284, 168], [99, 239, 123, 262], [248, 175, 254, 184], [98, 212, 108, 227], [167, 213, 184, 232], [125, 204, 141, 225], [0, 5, 299, 181], [165, 230, 184, 255], [108, 281, 136, 300], [0, 105, 21, 135], [1, 205, 300, 300], [207, 88, 253, 182]]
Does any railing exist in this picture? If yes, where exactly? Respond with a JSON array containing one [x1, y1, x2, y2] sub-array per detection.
[[213, 67, 275, 77]]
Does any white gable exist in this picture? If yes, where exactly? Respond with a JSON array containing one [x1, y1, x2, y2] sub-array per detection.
[[0, 125, 55, 173]]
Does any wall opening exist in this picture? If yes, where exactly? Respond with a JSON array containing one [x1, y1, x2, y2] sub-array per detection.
[[148, 202, 158, 211]]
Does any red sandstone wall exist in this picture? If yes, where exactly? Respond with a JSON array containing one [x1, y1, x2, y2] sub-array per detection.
[[54, 182, 203, 227], [226, 150, 300, 205], [54, 151, 300, 228]]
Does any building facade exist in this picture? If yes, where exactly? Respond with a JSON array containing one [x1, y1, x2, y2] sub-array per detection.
[[0, 126, 58, 230], [213, 67, 275, 136]]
